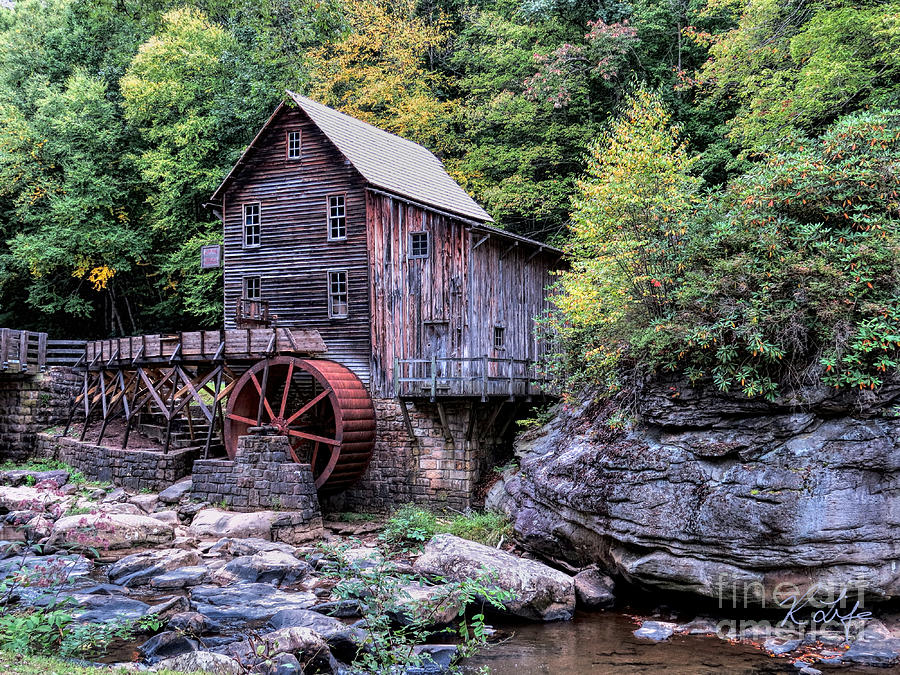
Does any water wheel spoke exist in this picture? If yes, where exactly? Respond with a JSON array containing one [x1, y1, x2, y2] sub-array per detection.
[[278, 360, 294, 418], [285, 388, 331, 425], [248, 371, 275, 421], [310, 441, 320, 469], [286, 428, 339, 446], [226, 413, 259, 426]]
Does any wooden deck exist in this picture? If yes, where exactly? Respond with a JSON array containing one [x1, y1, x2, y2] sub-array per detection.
[[393, 356, 548, 401], [84, 327, 326, 369]]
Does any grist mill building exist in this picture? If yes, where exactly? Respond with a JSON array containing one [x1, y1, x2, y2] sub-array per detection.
[[208, 92, 560, 509]]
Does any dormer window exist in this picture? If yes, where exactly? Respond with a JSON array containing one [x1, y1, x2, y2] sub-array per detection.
[[243, 203, 260, 247], [328, 195, 346, 240], [409, 231, 430, 259], [286, 131, 302, 159]]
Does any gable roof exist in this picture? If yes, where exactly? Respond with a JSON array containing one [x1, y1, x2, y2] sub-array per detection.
[[209, 92, 493, 223]]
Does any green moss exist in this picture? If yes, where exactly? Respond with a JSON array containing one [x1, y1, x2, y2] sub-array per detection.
[[0, 651, 201, 674]]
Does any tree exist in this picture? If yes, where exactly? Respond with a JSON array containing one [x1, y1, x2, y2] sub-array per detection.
[[550, 86, 700, 391]]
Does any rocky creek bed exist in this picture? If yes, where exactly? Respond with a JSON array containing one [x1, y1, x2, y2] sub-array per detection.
[[2, 465, 900, 673]]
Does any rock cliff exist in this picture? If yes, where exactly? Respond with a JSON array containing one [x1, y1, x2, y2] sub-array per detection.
[[489, 381, 900, 604]]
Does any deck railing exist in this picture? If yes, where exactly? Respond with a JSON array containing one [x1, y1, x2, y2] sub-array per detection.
[[0, 328, 47, 374], [394, 355, 547, 400]]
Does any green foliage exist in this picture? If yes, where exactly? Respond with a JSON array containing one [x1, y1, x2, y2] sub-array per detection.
[[381, 504, 513, 549], [317, 540, 513, 674]]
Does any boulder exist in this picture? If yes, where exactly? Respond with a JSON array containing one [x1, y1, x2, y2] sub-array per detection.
[[494, 387, 900, 604], [146, 595, 191, 622], [393, 582, 462, 628], [149, 566, 209, 590], [102, 487, 127, 503], [0, 485, 69, 515], [190, 583, 317, 626], [258, 652, 303, 675], [842, 636, 900, 667], [108, 548, 201, 587], [209, 537, 298, 558], [213, 550, 311, 586], [129, 493, 159, 514], [188, 509, 283, 540], [0, 469, 69, 488], [412, 644, 458, 673], [166, 611, 221, 635], [150, 510, 180, 526], [573, 568, 615, 610], [266, 609, 362, 662], [413, 533, 575, 621], [220, 626, 332, 672], [152, 651, 241, 674], [1, 553, 94, 605], [311, 600, 360, 618], [159, 479, 192, 504], [47, 512, 174, 552], [71, 594, 150, 623], [139, 631, 199, 664]]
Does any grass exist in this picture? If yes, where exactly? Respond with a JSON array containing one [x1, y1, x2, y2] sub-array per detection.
[[0, 458, 70, 472], [381, 504, 512, 549], [0, 651, 200, 674], [333, 511, 381, 523]]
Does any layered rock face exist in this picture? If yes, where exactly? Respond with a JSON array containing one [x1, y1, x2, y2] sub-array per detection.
[[490, 383, 900, 605]]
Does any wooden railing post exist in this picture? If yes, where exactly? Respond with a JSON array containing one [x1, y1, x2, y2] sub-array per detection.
[[481, 355, 488, 401], [19, 330, 28, 371], [430, 356, 437, 402], [508, 357, 514, 399], [0, 328, 8, 370], [393, 357, 400, 397]]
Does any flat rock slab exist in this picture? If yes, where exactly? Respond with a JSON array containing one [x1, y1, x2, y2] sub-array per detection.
[[149, 566, 209, 590], [152, 651, 241, 674], [47, 512, 174, 552], [159, 479, 192, 504], [108, 548, 201, 587], [212, 550, 311, 586], [190, 583, 317, 626], [188, 509, 281, 540], [0, 469, 69, 487], [413, 533, 575, 621], [71, 594, 150, 623]]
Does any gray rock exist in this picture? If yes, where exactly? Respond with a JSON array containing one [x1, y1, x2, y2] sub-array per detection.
[[190, 583, 317, 626], [209, 537, 298, 558], [493, 387, 900, 604], [159, 479, 192, 504], [150, 510, 180, 526], [633, 620, 676, 642], [410, 644, 458, 673], [129, 493, 159, 514], [149, 566, 209, 589], [71, 594, 150, 623], [108, 548, 201, 587], [188, 509, 283, 540], [47, 512, 174, 553], [573, 568, 615, 610], [152, 651, 241, 674], [311, 600, 360, 618], [101, 487, 127, 503], [218, 626, 332, 671], [166, 611, 221, 635], [266, 609, 362, 662], [842, 636, 900, 666], [0, 469, 69, 487], [255, 652, 303, 675], [413, 533, 575, 621], [139, 631, 199, 664], [146, 595, 191, 622], [213, 550, 311, 586], [392, 582, 462, 628], [765, 638, 801, 655]]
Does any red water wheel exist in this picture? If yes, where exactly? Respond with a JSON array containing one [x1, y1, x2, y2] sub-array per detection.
[[224, 357, 376, 493]]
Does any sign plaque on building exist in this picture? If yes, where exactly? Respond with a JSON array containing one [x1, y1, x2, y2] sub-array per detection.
[[201, 244, 222, 269]]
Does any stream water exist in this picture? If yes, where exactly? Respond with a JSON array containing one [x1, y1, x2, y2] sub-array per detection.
[[462, 612, 880, 674]]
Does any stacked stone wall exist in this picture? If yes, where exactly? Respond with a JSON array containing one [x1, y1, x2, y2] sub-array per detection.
[[0, 367, 80, 462], [35, 433, 199, 491], [326, 397, 512, 513], [192, 432, 321, 526]]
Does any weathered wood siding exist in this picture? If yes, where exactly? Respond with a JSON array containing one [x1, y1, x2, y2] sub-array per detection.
[[367, 191, 555, 396], [221, 106, 371, 383]]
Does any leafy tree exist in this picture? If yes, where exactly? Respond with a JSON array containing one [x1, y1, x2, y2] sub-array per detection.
[[550, 86, 700, 391]]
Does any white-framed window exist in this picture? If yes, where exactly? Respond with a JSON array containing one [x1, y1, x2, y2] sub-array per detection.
[[493, 325, 505, 350], [244, 276, 261, 301], [327, 270, 349, 319], [409, 231, 430, 259], [327, 195, 346, 240], [243, 203, 260, 247], [286, 130, 302, 159]]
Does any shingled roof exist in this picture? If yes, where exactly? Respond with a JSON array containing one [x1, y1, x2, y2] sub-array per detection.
[[210, 92, 492, 223]]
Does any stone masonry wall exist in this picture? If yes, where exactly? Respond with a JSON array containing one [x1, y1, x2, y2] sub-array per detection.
[[35, 433, 199, 492], [0, 367, 80, 462], [192, 431, 321, 527], [325, 397, 512, 513]]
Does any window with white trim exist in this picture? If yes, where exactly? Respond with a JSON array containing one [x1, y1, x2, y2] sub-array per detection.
[[328, 270, 349, 318], [409, 231, 430, 259], [243, 203, 260, 247], [244, 276, 261, 300], [286, 131, 302, 159], [327, 195, 346, 240]]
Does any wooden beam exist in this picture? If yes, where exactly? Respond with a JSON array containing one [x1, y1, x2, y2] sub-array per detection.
[[472, 234, 489, 250], [436, 402, 455, 449], [398, 398, 420, 448]]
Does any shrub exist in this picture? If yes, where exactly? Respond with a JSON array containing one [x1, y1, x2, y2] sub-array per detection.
[[446, 511, 512, 548], [380, 505, 437, 549]]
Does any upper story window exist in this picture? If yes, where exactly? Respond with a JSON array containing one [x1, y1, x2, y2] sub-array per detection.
[[328, 270, 349, 319], [286, 130, 302, 159], [244, 276, 261, 300], [243, 203, 260, 247], [328, 195, 346, 240], [494, 325, 506, 350], [409, 231, 430, 259]]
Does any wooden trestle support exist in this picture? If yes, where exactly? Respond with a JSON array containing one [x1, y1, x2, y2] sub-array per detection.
[[63, 328, 376, 493]]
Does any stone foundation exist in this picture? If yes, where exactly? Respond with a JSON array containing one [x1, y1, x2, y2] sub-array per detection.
[[325, 397, 515, 513], [35, 433, 200, 491], [192, 431, 322, 526], [0, 367, 80, 462]]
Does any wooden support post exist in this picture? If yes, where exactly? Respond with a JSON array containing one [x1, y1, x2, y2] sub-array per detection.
[[481, 355, 488, 402], [398, 398, 420, 448], [465, 400, 477, 443], [163, 368, 178, 455], [96, 371, 111, 444], [0, 328, 8, 369], [37, 332, 47, 371], [19, 330, 27, 371], [508, 357, 515, 401], [436, 402, 454, 449], [204, 363, 224, 459]]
